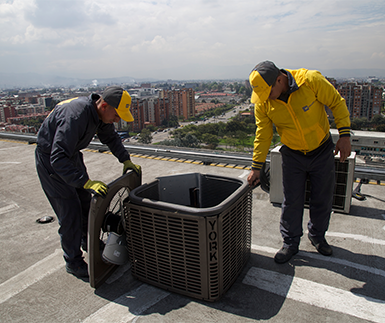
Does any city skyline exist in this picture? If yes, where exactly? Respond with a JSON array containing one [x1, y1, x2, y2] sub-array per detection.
[[1, 0, 385, 83]]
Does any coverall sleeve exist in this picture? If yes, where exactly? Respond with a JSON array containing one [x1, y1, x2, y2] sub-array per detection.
[[252, 103, 273, 170], [50, 113, 90, 188], [97, 124, 130, 163]]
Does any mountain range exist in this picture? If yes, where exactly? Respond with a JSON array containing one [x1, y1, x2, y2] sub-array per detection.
[[1, 68, 384, 89]]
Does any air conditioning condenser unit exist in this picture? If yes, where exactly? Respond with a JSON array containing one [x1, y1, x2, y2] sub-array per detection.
[[269, 146, 356, 213]]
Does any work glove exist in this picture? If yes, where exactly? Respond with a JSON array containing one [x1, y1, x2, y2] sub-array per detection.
[[83, 179, 108, 198], [123, 160, 141, 176]]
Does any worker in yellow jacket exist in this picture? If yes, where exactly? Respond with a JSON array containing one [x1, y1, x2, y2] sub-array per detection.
[[247, 61, 351, 263]]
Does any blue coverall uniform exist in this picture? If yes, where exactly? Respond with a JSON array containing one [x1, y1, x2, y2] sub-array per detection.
[[35, 93, 130, 266]]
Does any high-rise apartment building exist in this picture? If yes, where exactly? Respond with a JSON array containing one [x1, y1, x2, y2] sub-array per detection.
[[336, 82, 382, 120], [126, 88, 195, 132], [129, 96, 170, 132], [0, 105, 16, 123], [160, 88, 195, 120]]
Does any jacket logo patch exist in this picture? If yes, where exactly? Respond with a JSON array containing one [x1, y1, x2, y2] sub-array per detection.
[[302, 101, 315, 112]]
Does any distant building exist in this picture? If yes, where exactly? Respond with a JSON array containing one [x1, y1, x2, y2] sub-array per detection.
[[0, 105, 16, 123], [15, 104, 45, 116], [38, 96, 53, 108], [330, 129, 385, 157], [195, 102, 225, 115], [160, 88, 195, 120], [128, 96, 170, 132], [184, 83, 199, 89], [336, 82, 382, 120]]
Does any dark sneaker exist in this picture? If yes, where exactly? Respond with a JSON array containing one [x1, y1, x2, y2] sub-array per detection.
[[274, 247, 299, 264], [308, 233, 333, 256], [66, 261, 89, 278]]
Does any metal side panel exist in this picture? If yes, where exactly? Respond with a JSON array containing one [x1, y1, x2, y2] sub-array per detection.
[[88, 171, 141, 288], [270, 147, 357, 213]]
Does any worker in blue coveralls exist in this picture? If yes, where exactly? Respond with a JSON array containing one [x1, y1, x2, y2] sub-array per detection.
[[247, 61, 351, 264], [35, 86, 141, 278]]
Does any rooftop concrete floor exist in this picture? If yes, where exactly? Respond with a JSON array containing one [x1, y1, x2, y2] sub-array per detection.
[[0, 138, 384, 323]]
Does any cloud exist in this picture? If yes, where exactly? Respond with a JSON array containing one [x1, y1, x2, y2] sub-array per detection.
[[371, 52, 385, 59], [0, 0, 385, 80]]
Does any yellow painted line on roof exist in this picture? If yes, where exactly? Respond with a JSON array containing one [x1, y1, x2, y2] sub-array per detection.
[[0, 139, 31, 145], [354, 179, 385, 186]]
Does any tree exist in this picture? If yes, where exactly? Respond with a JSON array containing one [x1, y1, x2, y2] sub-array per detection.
[[226, 120, 245, 133], [145, 124, 156, 132], [371, 114, 385, 125], [351, 117, 369, 130], [202, 133, 220, 149], [226, 137, 238, 150], [236, 131, 249, 146], [138, 129, 152, 144], [168, 115, 179, 128], [183, 133, 199, 148]]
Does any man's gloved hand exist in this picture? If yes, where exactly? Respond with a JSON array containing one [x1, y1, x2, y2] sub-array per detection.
[[83, 179, 108, 198], [123, 160, 141, 175]]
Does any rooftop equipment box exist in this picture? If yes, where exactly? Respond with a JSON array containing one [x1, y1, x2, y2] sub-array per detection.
[[125, 173, 252, 301], [270, 146, 356, 213]]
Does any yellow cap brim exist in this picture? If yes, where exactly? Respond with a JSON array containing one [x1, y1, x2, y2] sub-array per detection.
[[249, 70, 272, 104], [250, 86, 271, 104], [115, 91, 134, 122]]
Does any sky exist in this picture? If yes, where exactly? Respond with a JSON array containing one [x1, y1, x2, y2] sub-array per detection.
[[1, 0, 385, 81]]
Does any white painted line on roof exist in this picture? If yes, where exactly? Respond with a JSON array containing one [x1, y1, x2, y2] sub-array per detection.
[[0, 249, 63, 304], [326, 231, 385, 246], [251, 244, 385, 278], [0, 203, 19, 215], [238, 170, 249, 179], [82, 284, 170, 323], [243, 267, 385, 323], [0, 162, 21, 164], [0, 146, 21, 151]]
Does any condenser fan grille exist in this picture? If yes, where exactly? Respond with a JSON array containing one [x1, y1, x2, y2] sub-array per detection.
[[304, 157, 353, 210], [127, 208, 203, 294]]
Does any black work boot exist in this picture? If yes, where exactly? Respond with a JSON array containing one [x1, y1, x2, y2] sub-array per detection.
[[274, 247, 299, 264], [66, 260, 89, 278], [308, 233, 333, 256]]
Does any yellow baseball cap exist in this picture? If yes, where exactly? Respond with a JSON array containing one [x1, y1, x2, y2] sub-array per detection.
[[249, 61, 280, 104], [102, 86, 134, 122]]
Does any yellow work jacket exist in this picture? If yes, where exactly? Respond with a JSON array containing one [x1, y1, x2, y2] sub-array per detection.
[[252, 68, 351, 170]]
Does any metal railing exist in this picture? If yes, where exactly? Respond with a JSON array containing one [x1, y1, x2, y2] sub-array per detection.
[[1, 132, 385, 182]]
